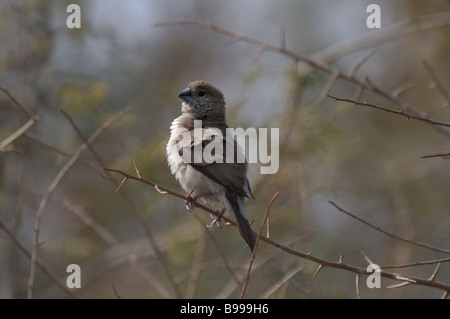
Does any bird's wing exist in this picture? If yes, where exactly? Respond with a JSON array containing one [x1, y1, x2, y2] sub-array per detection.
[[180, 127, 252, 198]]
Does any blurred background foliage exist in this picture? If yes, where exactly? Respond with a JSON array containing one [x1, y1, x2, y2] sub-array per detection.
[[0, 0, 450, 298]]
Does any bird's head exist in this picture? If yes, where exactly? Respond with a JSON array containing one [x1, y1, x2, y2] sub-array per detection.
[[178, 81, 226, 121]]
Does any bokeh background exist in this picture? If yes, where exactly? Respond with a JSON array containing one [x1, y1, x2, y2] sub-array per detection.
[[1, 0, 449, 298]]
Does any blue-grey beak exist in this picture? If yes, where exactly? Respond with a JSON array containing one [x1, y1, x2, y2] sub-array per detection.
[[178, 87, 194, 103]]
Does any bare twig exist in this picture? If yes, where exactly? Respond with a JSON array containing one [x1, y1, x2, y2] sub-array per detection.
[[155, 19, 450, 141], [27, 105, 133, 299], [421, 152, 450, 159], [355, 274, 361, 299], [381, 257, 450, 270], [329, 200, 450, 254], [365, 77, 450, 138], [359, 249, 376, 266], [348, 49, 376, 78], [259, 264, 304, 299], [310, 264, 324, 286], [22, 133, 105, 177], [105, 167, 450, 294], [316, 71, 339, 106], [0, 86, 39, 120], [423, 61, 450, 104], [195, 216, 243, 290], [0, 115, 41, 151], [112, 285, 121, 299], [240, 192, 280, 299], [391, 81, 415, 97], [60, 108, 182, 299], [0, 221, 76, 298], [154, 12, 450, 85], [429, 263, 442, 282], [64, 199, 172, 298], [185, 222, 207, 298], [327, 94, 450, 129], [298, 10, 450, 76]]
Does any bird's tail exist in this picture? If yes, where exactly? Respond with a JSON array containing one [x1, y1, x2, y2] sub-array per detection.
[[225, 192, 256, 252]]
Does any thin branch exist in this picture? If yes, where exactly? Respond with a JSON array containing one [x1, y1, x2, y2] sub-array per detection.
[[154, 12, 450, 86], [185, 222, 207, 298], [429, 263, 442, 282], [154, 19, 450, 140], [381, 257, 450, 270], [0, 221, 76, 298], [60, 108, 182, 299], [64, 199, 172, 298], [359, 249, 376, 266], [22, 133, 105, 177], [348, 49, 376, 78], [26, 105, 133, 299], [391, 81, 415, 97], [0, 115, 41, 151], [365, 77, 450, 138], [104, 167, 199, 204], [240, 192, 280, 299], [423, 61, 450, 104], [316, 71, 339, 106], [310, 264, 324, 286], [329, 200, 450, 254], [0, 86, 39, 120], [250, 45, 267, 66], [421, 152, 450, 159], [112, 285, 121, 299], [153, 19, 340, 80], [195, 216, 243, 291], [105, 167, 450, 294], [327, 94, 450, 129], [259, 264, 304, 299], [355, 274, 361, 299], [298, 10, 450, 76]]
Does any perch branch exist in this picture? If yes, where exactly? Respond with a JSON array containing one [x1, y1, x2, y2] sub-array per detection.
[[105, 166, 450, 295]]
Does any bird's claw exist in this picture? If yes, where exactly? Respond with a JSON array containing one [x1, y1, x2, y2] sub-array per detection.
[[185, 198, 196, 212], [207, 209, 226, 229], [207, 214, 223, 229], [184, 190, 197, 212]]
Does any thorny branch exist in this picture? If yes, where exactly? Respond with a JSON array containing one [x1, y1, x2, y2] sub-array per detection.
[[105, 166, 450, 297], [26, 105, 133, 299], [327, 95, 450, 129], [0, 221, 76, 299], [60, 109, 182, 299], [2, 14, 449, 299], [155, 18, 450, 140], [329, 200, 450, 254], [240, 192, 280, 299]]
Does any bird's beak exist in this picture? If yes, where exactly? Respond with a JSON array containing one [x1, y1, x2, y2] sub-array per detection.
[[178, 87, 194, 104]]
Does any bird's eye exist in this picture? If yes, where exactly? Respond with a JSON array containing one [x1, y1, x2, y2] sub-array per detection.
[[198, 91, 205, 97]]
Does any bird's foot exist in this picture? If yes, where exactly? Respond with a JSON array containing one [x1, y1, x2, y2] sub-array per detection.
[[185, 190, 196, 212], [185, 191, 209, 212], [185, 199, 196, 212], [207, 208, 226, 229]]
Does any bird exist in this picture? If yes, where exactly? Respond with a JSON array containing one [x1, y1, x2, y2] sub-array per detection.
[[166, 80, 256, 252]]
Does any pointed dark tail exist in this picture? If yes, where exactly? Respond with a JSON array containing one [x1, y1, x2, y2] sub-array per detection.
[[234, 211, 256, 252], [226, 192, 256, 252]]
